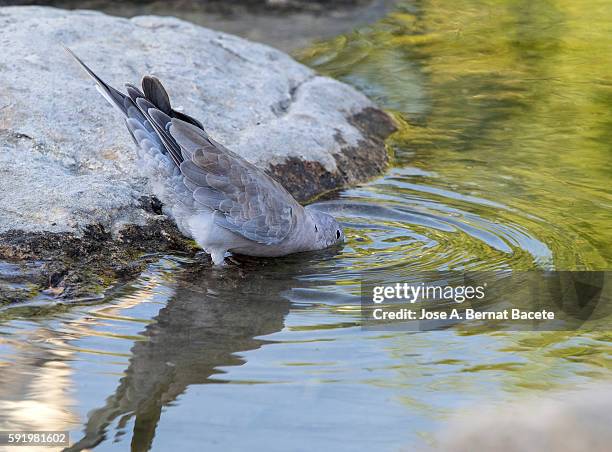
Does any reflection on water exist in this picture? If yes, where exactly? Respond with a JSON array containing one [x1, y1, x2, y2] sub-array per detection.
[[1, 0, 611, 450], [66, 262, 293, 451], [297, 0, 611, 270]]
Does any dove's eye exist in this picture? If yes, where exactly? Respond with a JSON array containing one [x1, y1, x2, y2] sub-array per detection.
[[336, 230, 341, 240], [315, 225, 318, 232]]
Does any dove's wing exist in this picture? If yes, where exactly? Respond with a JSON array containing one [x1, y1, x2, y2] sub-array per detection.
[[169, 118, 301, 245], [124, 87, 300, 245], [67, 49, 300, 246]]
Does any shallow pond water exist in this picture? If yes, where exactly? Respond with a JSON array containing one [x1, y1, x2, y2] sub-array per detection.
[[1, 0, 611, 450]]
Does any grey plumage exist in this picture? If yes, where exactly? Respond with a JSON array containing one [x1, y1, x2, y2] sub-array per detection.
[[67, 49, 345, 265]]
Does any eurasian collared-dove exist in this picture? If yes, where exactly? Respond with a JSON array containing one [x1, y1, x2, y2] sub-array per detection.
[[67, 49, 344, 265]]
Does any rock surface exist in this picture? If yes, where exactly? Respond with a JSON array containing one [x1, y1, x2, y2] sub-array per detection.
[[0, 6, 395, 298]]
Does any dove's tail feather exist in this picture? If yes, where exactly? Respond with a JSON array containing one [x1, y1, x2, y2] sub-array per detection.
[[65, 47, 130, 115], [136, 75, 205, 131], [66, 47, 205, 168], [64, 47, 179, 163]]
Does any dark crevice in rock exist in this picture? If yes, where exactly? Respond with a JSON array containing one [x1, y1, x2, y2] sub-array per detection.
[[211, 38, 251, 63], [0, 129, 35, 144], [139, 195, 165, 216], [288, 74, 316, 102], [271, 73, 315, 117]]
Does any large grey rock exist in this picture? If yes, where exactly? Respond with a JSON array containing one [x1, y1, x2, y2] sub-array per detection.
[[0, 6, 394, 237]]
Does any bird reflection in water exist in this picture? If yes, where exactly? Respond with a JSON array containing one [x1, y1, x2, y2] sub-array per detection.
[[67, 251, 333, 451]]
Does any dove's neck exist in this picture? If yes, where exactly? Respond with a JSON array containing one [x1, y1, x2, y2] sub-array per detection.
[[280, 207, 320, 252], [301, 208, 336, 251]]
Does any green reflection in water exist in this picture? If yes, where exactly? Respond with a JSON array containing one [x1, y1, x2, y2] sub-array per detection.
[[296, 0, 611, 271]]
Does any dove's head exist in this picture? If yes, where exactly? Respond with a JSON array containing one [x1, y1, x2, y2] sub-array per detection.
[[307, 207, 345, 249]]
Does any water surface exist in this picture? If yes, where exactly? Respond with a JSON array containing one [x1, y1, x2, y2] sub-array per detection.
[[1, 1, 611, 450]]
